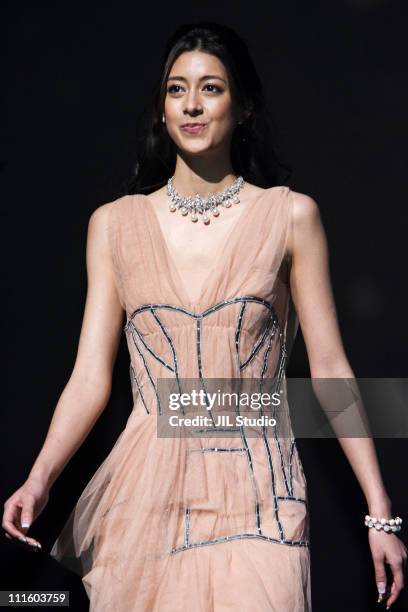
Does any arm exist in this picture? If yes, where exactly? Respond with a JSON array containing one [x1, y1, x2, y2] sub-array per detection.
[[287, 191, 406, 607], [28, 202, 125, 489], [3, 202, 124, 544]]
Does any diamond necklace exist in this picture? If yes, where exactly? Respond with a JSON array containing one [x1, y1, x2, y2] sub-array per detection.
[[166, 175, 245, 224]]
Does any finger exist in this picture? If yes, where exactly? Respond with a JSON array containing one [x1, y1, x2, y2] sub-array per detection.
[[3, 527, 42, 548], [385, 564, 405, 608], [4, 531, 41, 552], [21, 533, 42, 548], [373, 556, 387, 602], [385, 579, 397, 609], [2, 503, 41, 547], [19, 496, 35, 531], [2, 504, 27, 541]]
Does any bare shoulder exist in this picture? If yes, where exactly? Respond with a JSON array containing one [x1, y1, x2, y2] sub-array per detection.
[[90, 201, 113, 224], [89, 195, 132, 228], [287, 190, 322, 258], [290, 190, 320, 225]]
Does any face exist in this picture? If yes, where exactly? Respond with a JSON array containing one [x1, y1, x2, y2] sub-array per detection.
[[163, 50, 239, 155]]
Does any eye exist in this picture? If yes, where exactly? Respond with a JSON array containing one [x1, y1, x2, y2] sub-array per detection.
[[167, 84, 183, 93], [203, 83, 223, 93]]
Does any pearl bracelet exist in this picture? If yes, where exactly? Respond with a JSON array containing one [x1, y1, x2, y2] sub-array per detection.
[[365, 514, 402, 533]]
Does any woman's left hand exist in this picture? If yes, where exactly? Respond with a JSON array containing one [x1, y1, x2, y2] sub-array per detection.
[[368, 528, 407, 608]]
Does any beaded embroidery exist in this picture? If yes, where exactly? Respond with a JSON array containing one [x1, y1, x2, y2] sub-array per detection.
[[124, 296, 308, 552]]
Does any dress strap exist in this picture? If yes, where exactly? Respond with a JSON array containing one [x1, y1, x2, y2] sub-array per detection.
[[107, 195, 133, 311]]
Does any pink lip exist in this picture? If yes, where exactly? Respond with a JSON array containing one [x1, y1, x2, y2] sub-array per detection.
[[180, 124, 207, 134]]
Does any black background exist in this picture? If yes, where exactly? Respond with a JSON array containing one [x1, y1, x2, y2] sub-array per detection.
[[3, 0, 408, 610]]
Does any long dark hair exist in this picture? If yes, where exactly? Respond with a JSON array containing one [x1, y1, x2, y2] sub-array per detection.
[[122, 21, 292, 195]]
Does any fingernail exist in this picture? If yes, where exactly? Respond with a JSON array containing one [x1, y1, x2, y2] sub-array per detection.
[[21, 522, 30, 528], [377, 582, 387, 594], [18, 535, 27, 543]]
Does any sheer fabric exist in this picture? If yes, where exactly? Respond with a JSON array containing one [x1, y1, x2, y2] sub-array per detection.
[[50, 186, 311, 611]]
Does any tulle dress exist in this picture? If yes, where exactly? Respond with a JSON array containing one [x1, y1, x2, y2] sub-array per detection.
[[50, 185, 311, 611]]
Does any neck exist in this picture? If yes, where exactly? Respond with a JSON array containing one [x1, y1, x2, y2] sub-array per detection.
[[172, 155, 237, 197]]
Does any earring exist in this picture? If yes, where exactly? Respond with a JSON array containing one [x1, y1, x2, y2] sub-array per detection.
[[162, 114, 166, 123]]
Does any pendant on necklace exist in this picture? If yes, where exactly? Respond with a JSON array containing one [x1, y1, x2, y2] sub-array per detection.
[[166, 175, 245, 224]]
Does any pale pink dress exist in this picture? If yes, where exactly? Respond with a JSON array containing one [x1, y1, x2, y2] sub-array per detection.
[[50, 185, 311, 611]]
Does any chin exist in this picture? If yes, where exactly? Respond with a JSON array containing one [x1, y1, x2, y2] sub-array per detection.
[[178, 142, 212, 155]]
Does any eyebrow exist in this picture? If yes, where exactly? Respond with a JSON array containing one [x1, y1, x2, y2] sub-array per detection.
[[167, 75, 226, 83]]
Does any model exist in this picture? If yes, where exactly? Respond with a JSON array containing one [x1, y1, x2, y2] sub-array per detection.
[[2, 21, 406, 611]]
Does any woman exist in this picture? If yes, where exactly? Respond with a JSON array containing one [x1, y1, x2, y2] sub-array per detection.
[[2, 21, 406, 611]]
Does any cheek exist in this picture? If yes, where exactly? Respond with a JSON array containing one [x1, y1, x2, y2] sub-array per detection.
[[164, 99, 178, 119], [211, 97, 233, 119]]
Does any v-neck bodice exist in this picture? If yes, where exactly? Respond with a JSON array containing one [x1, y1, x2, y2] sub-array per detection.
[[143, 188, 273, 306], [107, 184, 298, 403], [109, 185, 294, 315]]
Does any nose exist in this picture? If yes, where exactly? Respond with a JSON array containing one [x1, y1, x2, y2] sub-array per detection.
[[183, 89, 203, 117]]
